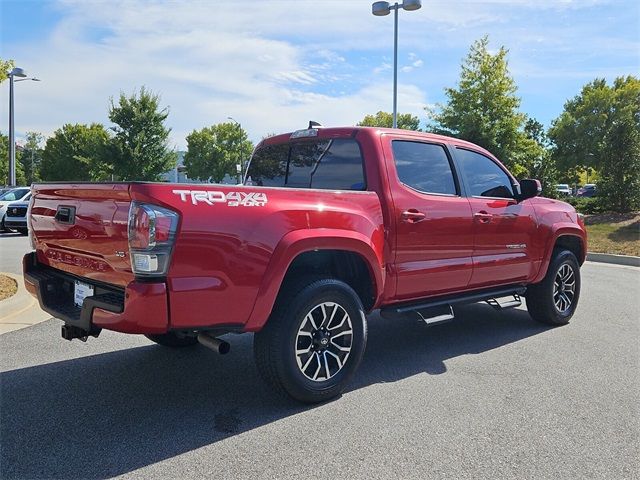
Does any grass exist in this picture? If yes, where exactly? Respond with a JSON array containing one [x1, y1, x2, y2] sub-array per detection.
[[0, 274, 18, 301], [584, 212, 640, 256]]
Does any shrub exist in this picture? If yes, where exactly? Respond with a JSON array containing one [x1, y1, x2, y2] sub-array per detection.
[[565, 197, 604, 214]]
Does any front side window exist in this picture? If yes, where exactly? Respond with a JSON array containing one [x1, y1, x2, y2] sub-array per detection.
[[392, 141, 457, 195], [456, 148, 514, 198], [246, 139, 365, 190]]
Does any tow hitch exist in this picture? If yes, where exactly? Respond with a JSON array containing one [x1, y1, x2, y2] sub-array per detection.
[[61, 325, 100, 342]]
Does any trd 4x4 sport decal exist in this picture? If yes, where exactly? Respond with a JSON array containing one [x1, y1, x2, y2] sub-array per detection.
[[172, 189, 268, 207]]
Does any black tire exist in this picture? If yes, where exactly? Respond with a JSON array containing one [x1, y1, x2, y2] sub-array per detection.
[[526, 249, 581, 325], [254, 278, 367, 403], [18, 228, 28, 235], [145, 332, 198, 347], [0, 216, 10, 233]]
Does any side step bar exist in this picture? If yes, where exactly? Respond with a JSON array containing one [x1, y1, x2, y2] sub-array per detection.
[[380, 285, 526, 324], [486, 294, 522, 310]]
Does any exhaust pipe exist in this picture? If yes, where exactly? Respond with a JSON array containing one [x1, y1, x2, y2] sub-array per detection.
[[197, 333, 230, 355]]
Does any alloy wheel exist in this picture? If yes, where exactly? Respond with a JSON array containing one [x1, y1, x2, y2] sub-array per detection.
[[553, 263, 576, 313], [295, 301, 353, 382]]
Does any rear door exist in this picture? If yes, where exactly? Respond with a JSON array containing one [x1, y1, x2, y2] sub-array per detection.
[[454, 148, 538, 287], [30, 183, 134, 287], [386, 139, 474, 300]]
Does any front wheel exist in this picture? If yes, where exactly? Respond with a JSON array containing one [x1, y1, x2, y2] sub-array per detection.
[[526, 249, 581, 325], [254, 278, 367, 403]]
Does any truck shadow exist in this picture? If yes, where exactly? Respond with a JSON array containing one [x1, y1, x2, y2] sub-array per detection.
[[1, 304, 549, 479]]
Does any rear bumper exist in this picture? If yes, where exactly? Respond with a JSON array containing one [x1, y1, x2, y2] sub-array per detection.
[[23, 252, 169, 334]]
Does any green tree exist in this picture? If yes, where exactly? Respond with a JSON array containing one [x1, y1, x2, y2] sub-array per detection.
[[19, 132, 45, 184], [184, 122, 254, 183], [106, 87, 176, 181], [427, 36, 535, 175], [523, 117, 557, 196], [0, 133, 26, 185], [0, 58, 14, 83], [40, 124, 109, 181], [358, 111, 420, 130], [549, 76, 640, 212]]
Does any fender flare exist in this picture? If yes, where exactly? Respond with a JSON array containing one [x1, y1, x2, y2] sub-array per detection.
[[244, 228, 385, 331], [533, 224, 587, 283]]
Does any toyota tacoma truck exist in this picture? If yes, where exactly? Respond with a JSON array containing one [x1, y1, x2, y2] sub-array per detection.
[[23, 126, 586, 403]]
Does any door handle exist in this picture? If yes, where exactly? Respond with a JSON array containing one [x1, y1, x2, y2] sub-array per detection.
[[401, 209, 426, 223], [474, 211, 493, 224]]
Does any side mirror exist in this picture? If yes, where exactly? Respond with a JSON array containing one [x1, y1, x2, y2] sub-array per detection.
[[516, 179, 542, 201]]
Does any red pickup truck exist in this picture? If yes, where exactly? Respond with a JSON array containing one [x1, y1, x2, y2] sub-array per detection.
[[23, 126, 586, 403]]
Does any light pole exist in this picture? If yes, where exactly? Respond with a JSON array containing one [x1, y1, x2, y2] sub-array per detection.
[[372, 0, 421, 128], [227, 116, 244, 184], [7, 67, 40, 186]]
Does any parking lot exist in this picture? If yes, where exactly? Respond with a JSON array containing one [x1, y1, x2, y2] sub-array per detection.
[[1, 233, 638, 479]]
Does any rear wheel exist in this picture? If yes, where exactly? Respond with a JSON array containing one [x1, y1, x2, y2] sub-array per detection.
[[145, 332, 198, 347], [526, 249, 581, 325], [254, 278, 367, 403]]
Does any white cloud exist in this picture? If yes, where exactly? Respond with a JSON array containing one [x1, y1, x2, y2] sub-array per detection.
[[1, 0, 634, 147], [2, 0, 436, 147]]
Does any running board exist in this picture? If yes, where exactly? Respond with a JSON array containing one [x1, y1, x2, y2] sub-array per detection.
[[416, 305, 455, 325], [380, 285, 526, 322], [486, 294, 522, 310]]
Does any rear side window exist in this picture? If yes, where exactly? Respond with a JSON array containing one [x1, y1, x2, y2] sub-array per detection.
[[392, 141, 457, 195], [246, 139, 365, 190], [455, 148, 514, 198]]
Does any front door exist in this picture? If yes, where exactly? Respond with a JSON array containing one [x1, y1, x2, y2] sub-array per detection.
[[387, 139, 474, 301], [454, 148, 538, 287]]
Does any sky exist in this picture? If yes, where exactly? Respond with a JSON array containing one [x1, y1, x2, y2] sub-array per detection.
[[1, 0, 638, 150]]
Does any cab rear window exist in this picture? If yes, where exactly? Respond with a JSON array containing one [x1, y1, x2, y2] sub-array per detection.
[[246, 139, 365, 191]]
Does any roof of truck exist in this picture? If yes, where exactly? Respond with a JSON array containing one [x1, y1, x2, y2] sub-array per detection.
[[260, 126, 498, 160]]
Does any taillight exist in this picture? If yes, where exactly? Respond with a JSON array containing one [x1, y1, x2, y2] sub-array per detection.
[[128, 202, 179, 276]]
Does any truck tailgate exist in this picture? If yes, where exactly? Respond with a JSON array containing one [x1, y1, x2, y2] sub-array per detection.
[[30, 183, 133, 287]]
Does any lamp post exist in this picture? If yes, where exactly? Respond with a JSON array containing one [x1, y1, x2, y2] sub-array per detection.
[[7, 67, 40, 187], [227, 116, 244, 184], [372, 0, 421, 129]]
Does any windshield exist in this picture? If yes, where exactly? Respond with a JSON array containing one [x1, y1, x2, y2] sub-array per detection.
[[0, 188, 29, 201]]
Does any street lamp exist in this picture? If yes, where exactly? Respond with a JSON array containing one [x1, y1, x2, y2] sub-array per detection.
[[7, 67, 40, 187], [227, 116, 244, 184], [372, 0, 421, 128]]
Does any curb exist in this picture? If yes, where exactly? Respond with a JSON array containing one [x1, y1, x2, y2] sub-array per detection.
[[0, 272, 51, 335], [586, 252, 640, 268]]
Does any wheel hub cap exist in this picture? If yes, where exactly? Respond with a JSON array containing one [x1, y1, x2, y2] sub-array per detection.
[[312, 330, 331, 351]]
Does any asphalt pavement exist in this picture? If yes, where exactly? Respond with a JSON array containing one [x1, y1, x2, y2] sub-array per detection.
[[0, 232, 31, 274], [0, 232, 638, 479]]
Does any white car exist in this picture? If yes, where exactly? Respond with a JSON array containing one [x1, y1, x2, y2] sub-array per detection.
[[0, 187, 31, 232], [4, 195, 31, 234], [555, 184, 572, 196]]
